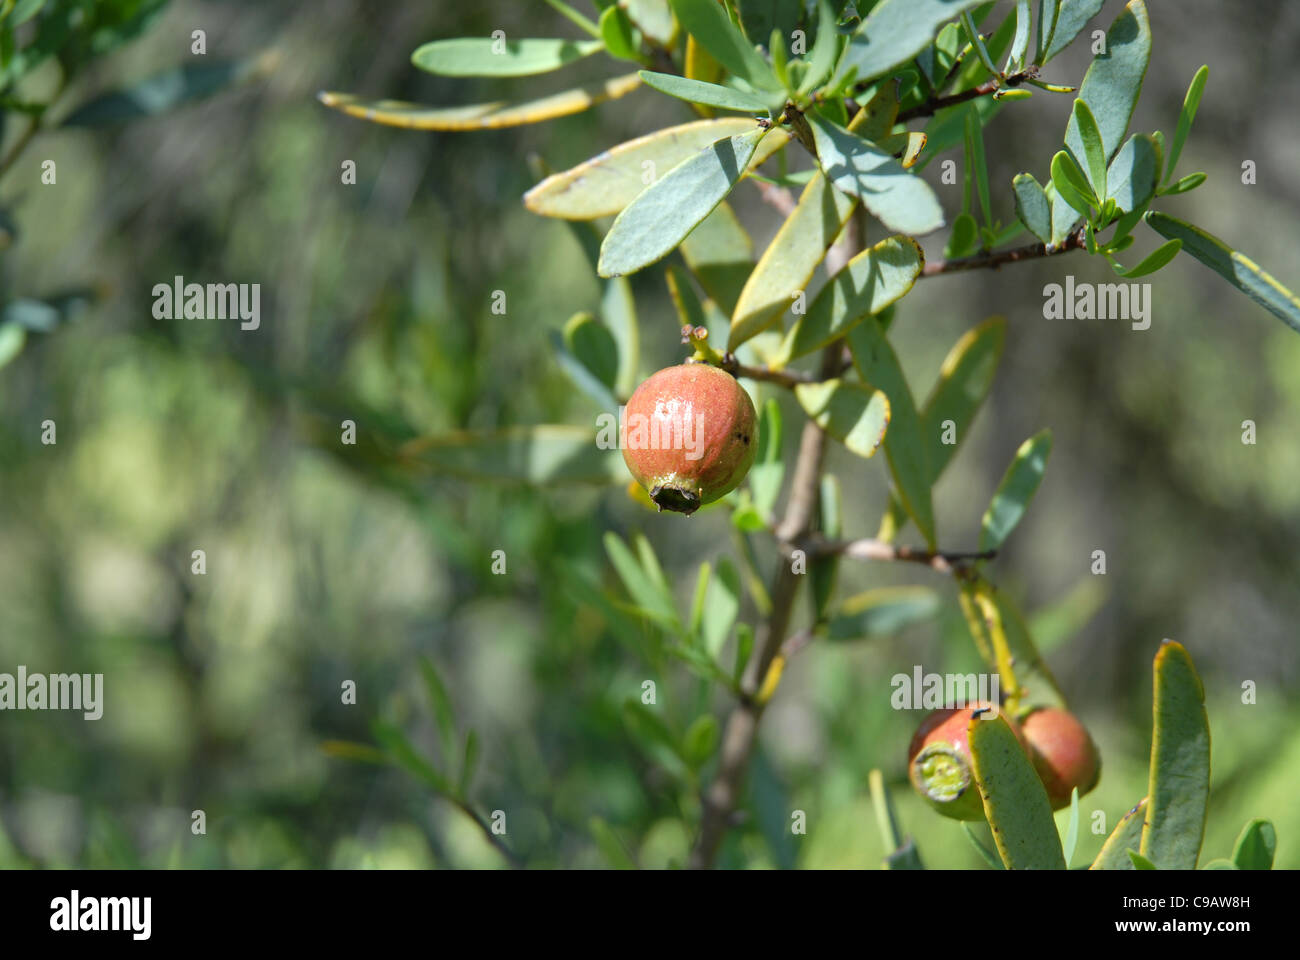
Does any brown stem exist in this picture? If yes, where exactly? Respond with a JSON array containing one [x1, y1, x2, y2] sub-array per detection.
[[897, 69, 1034, 123], [793, 535, 996, 573], [922, 227, 1085, 277]]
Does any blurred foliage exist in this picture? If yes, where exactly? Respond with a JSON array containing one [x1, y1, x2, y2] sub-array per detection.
[[0, 0, 1297, 869]]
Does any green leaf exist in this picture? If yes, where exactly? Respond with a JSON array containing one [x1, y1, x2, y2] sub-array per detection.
[[945, 212, 979, 258], [993, 589, 1066, 704], [625, 0, 675, 45], [1006, 1, 1031, 72], [458, 730, 479, 797], [1042, 0, 1104, 63], [921, 317, 1005, 482], [604, 532, 681, 631], [1140, 640, 1210, 870], [847, 319, 935, 549], [748, 398, 784, 519], [401, 425, 625, 484], [1045, 180, 1082, 247], [1062, 0, 1151, 168], [0, 322, 25, 370], [1128, 850, 1158, 870], [600, 6, 642, 61], [418, 657, 458, 763], [682, 714, 720, 769], [794, 379, 890, 460], [979, 430, 1051, 552], [543, 0, 603, 38], [1050, 149, 1095, 215], [603, 276, 641, 399], [1105, 133, 1158, 213], [317, 73, 642, 132], [598, 128, 767, 277], [372, 720, 452, 794], [701, 556, 741, 657], [1158, 171, 1206, 196], [798, 0, 841, 95], [969, 712, 1066, 869], [1034, 0, 1060, 65], [1090, 798, 1147, 870], [590, 817, 638, 868], [670, 0, 781, 90], [959, 10, 999, 80], [61, 60, 247, 126], [963, 105, 992, 232], [1202, 859, 1238, 870], [679, 201, 754, 316], [837, 0, 985, 87], [1116, 238, 1180, 279], [1012, 173, 1051, 244], [411, 37, 603, 77], [1166, 64, 1208, 184], [551, 313, 620, 409], [638, 70, 770, 112], [779, 235, 924, 362], [826, 586, 940, 641], [525, 117, 787, 220], [810, 474, 841, 621], [1071, 99, 1107, 202], [737, 0, 804, 48], [728, 171, 857, 349], [808, 113, 944, 235], [1060, 786, 1080, 867], [1145, 211, 1300, 334], [1231, 819, 1276, 871], [962, 822, 1005, 870]]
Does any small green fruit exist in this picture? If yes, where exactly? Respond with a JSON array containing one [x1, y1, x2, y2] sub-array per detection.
[[907, 703, 1026, 821], [1021, 707, 1101, 810], [622, 363, 757, 515]]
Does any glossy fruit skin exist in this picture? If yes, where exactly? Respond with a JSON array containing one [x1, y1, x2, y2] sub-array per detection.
[[907, 703, 1025, 821], [1021, 707, 1101, 810], [622, 363, 757, 515]]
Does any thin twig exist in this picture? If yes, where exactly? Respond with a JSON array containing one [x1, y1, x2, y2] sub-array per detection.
[[897, 68, 1034, 123], [453, 798, 526, 869], [755, 179, 798, 218], [922, 227, 1086, 277], [793, 535, 996, 574]]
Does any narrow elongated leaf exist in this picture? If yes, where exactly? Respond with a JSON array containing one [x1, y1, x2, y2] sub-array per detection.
[[317, 73, 641, 132], [418, 657, 458, 764], [590, 817, 638, 868], [550, 329, 619, 410], [728, 171, 857, 349], [458, 730, 479, 797], [1061, 787, 1081, 866], [798, 0, 841, 94], [794, 379, 890, 460], [826, 586, 940, 641], [1042, 0, 1104, 63], [526, 117, 787, 220], [1140, 640, 1210, 870], [748, 398, 784, 519], [1007, 1, 1031, 72], [670, 0, 781, 90], [0, 323, 25, 370], [962, 822, 1005, 870], [921, 317, 1005, 481], [1145, 211, 1300, 334], [1012, 173, 1051, 244], [979, 429, 1052, 552], [810, 474, 840, 621], [1035, 0, 1060, 65], [626, 0, 675, 45], [411, 37, 603, 77], [399, 425, 625, 484], [372, 720, 452, 794], [779, 236, 923, 362], [1063, 1, 1151, 167], [1166, 64, 1208, 183], [848, 319, 935, 548], [969, 712, 1066, 870], [599, 128, 766, 277], [1072, 99, 1107, 202], [808, 113, 944, 235], [605, 532, 681, 630], [1116, 238, 1180, 279], [601, 6, 642, 61], [564, 312, 619, 389], [837, 0, 985, 86], [1231, 819, 1276, 871], [1050, 149, 1095, 215], [1091, 798, 1147, 870], [1129, 851, 1158, 870], [702, 557, 741, 657], [680, 202, 754, 315], [963, 105, 991, 230], [639, 70, 769, 112]]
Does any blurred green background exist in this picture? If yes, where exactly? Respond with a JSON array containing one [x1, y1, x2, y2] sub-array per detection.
[[0, 0, 1297, 869]]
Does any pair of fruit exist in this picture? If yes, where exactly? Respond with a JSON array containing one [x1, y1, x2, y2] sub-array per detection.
[[908, 703, 1100, 820]]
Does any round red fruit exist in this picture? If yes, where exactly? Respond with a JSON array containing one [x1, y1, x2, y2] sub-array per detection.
[[907, 703, 1025, 821], [1020, 707, 1101, 809]]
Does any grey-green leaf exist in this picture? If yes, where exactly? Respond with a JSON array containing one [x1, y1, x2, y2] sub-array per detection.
[[638, 70, 770, 113], [1231, 818, 1276, 871], [1062, 1, 1151, 166], [411, 37, 604, 77], [1145, 211, 1300, 334], [1012, 172, 1051, 244], [827, 586, 940, 641], [1071, 99, 1107, 202], [1042, 0, 1105, 63], [62, 60, 248, 126], [1091, 798, 1147, 870], [808, 113, 944, 235], [969, 712, 1066, 870], [670, 0, 782, 90], [979, 429, 1052, 552], [1166, 64, 1208, 183], [598, 128, 765, 277], [1105, 133, 1159, 214], [1116, 238, 1180, 279], [838, 0, 986, 87]]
